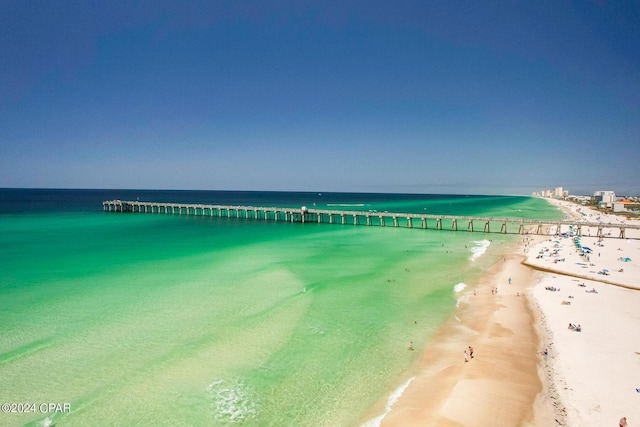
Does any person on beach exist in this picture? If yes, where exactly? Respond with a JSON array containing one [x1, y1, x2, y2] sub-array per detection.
[[408, 341, 413, 351], [508, 276, 511, 284], [619, 416, 627, 427], [468, 346, 474, 359], [464, 350, 468, 362]]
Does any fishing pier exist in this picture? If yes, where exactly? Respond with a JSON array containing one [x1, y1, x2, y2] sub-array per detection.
[[103, 200, 639, 239]]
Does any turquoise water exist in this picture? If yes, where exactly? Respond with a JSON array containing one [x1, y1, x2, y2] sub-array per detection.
[[0, 190, 563, 426]]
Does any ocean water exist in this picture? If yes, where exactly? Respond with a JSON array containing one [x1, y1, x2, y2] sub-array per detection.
[[0, 189, 562, 426]]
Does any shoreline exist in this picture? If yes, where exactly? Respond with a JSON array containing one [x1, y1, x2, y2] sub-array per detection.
[[362, 237, 553, 426], [365, 198, 640, 426]]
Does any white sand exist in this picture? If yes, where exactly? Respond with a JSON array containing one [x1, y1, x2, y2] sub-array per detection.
[[526, 199, 640, 426]]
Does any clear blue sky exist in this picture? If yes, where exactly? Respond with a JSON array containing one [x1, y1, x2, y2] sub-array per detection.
[[1, 1, 639, 195]]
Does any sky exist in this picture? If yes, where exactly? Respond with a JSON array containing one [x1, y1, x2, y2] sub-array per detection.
[[1, 1, 639, 196]]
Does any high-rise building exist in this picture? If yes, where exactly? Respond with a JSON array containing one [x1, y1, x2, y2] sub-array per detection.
[[553, 187, 564, 198], [594, 191, 616, 204]]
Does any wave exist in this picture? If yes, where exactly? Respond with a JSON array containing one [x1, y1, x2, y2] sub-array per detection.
[[326, 203, 367, 207], [469, 239, 491, 261], [360, 376, 415, 427], [454, 283, 468, 307], [206, 378, 259, 423]]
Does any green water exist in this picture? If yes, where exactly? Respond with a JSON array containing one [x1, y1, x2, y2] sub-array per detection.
[[0, 192, 563, 426]]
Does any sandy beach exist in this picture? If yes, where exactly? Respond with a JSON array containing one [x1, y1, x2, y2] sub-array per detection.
[[369, 199, 640, 427], [525, 199, 640, 426]]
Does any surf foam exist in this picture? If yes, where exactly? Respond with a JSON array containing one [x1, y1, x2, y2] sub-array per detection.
[[361, 376, 415, 427], [455, 282, 468, 307], [207, 378, 259, 423], [469, 239, 491, 261]]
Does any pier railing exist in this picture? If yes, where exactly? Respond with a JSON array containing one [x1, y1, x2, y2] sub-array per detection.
[[103, 200, 639, 239]]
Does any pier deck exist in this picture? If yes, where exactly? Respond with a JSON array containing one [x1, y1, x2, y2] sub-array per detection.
[[103, 200, 639, 239]]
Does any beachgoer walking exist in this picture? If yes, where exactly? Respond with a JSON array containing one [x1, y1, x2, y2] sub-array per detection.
[[619, 416, 627, 427], [408, 341, 413, 351], [464, 350, 468, 362], [508, 276, 511, 284], [468, 346, 474, 359]]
